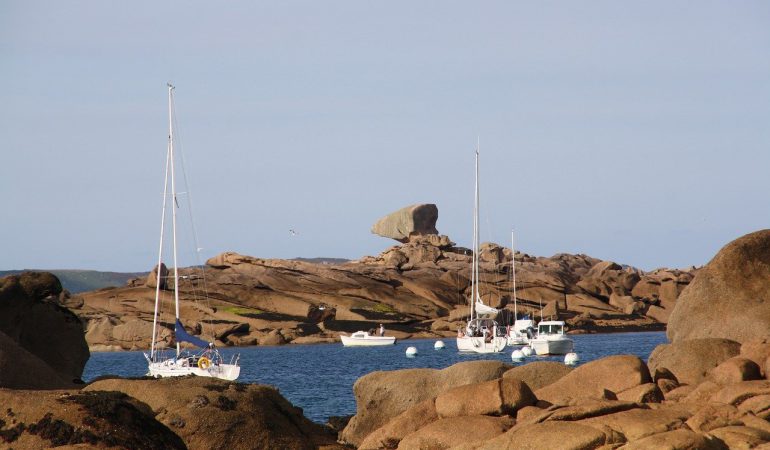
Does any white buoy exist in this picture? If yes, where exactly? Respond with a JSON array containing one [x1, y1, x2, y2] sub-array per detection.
[[521, 346, 533, 357], [511, 349, 524, 361], [434, 340, 445, 350], [406, 346, 418, 357], [564, 352, 579, 365]]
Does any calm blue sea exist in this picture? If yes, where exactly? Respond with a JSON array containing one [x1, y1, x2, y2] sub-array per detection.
[[83, 332, 667, 423]]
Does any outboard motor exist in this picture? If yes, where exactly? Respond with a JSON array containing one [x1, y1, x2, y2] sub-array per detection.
[[526, 327, 536, 340]]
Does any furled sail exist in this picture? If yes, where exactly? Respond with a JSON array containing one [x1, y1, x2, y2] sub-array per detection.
[[474, 301, 499, 319], [174, 319, 211, 348]]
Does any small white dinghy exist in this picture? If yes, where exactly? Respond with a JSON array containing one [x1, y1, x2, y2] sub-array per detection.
[[340, 331, 396, 347]]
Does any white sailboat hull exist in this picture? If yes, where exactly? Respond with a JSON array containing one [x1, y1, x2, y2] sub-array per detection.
[[147, 358, 241, 381], [340, 332, 396, 346], [530, 336, 574, 356], [456, 336, 507, 353]]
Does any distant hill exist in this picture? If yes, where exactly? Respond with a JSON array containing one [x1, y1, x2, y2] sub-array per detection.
[[291, 257, 350, 265], [0, 270, 145, 294], [0, 259, 349, 293]]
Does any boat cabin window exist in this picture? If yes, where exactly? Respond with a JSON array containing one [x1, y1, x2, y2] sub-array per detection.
[[538, 324, 564, 335]]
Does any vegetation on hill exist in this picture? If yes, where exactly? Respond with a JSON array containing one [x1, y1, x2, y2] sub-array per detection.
[[0, 270, 144, 294]]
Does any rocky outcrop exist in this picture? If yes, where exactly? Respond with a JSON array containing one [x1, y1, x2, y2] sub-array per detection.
[[83, 377, 342, 450], [0, 272, 89, 388], [668, 229, 770, 344], [371, 203, 439, 242], [0, 389, 187, 449], [63, 205, 697, 350], [341, 349, 770, 449], [68, 236, 693, 350]]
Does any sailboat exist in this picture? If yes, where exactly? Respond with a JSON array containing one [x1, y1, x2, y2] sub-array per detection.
[[506, 230, 536, 346], [144, 84, 241, 381], [456, 144, 507, 353]]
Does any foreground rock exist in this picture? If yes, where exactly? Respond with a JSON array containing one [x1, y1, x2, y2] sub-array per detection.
[[0, 272, 89, 388], [84, 376, 342, 450], [668, 229, 770, 344], [648, 338, 741, 385], [342, 351, 770, 449], [0, 376, 344, 450], [341, 360, 511, 447], [0, 389, 186, 449]]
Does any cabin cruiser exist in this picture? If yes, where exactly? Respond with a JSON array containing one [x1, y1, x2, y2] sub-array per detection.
[[528, 320, 574, 355], [340, 331, 396, 346]]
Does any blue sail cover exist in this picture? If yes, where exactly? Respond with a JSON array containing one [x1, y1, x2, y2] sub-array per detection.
[[174, 319, 211, 348]]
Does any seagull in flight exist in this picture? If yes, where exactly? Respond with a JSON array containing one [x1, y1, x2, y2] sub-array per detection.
[[289, 229, 299, 236]]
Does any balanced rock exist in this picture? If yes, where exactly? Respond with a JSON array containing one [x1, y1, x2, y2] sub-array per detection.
[[371, 204, 439, 243], [668, 229, 770, 343]]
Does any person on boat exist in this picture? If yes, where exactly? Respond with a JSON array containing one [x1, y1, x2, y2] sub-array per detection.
[[378, 324, 385, 336], [482, 327, 492, 343], [457, 328, 465, 338]]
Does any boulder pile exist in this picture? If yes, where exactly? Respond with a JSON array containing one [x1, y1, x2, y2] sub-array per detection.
[[340, 351, 770, 449]]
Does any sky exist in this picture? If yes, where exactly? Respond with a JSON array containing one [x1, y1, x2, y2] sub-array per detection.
[[2, 1, 769, 272]]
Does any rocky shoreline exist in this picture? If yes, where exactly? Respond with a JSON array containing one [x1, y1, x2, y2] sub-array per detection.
[[45, 204, 691, 351]]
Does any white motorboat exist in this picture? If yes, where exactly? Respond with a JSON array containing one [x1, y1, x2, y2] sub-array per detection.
[[456, 143, 507, 354], [144, 84, 240, 381], [506, 230, 536, 346], [529, 320, 574, 356], [340, 331, 397, 346]]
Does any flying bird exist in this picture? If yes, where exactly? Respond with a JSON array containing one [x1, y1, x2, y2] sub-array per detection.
[[289, 229, 299, 236]]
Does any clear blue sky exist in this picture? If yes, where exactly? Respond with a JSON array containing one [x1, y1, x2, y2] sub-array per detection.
[[2, 1, 769, 272]]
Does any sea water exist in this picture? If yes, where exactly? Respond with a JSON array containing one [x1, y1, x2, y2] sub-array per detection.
[[83, 331, 667, 423]]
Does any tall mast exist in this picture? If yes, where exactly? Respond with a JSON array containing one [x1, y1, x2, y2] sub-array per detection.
[[472, 140, 480, 320], [168, 83, 181, 358], [150, 90, 173, 361], [511, 230, 518, 320]]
